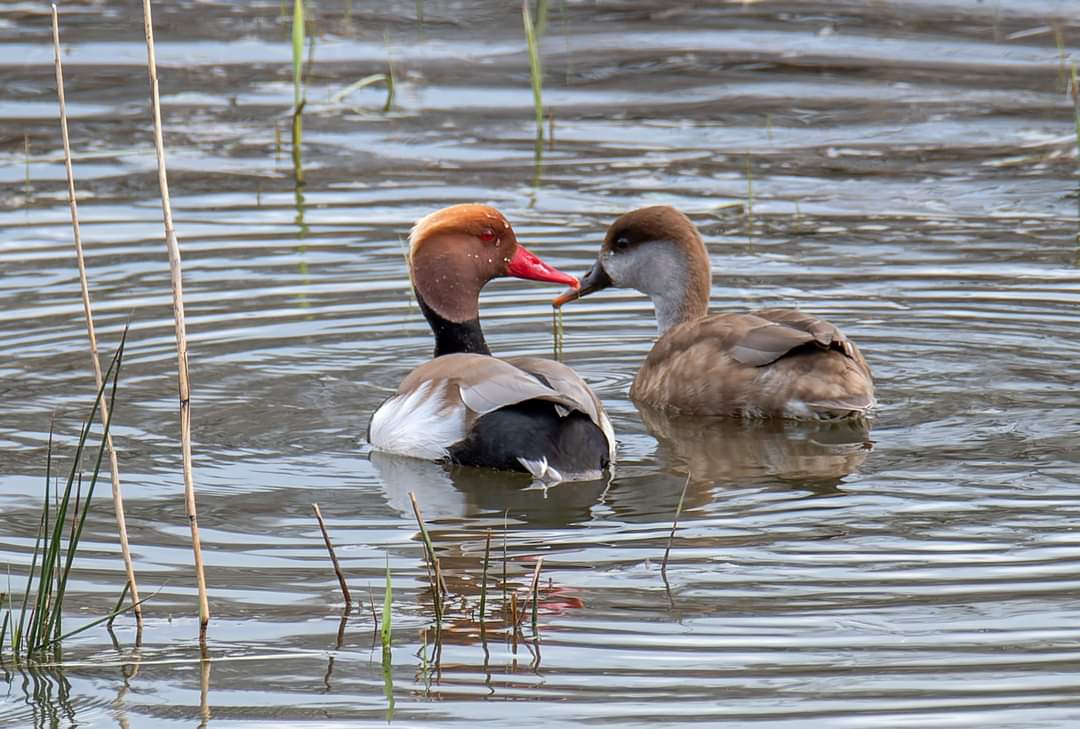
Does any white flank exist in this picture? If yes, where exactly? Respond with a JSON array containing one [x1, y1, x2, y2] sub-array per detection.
[[598, 409, 617, 465], [369, 381, 467, 460]]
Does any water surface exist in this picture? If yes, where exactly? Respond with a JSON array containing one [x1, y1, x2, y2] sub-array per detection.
[[3, 1, 1080, 727]]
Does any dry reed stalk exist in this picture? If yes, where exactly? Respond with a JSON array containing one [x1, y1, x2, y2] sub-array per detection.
[[660, 474, 691, 583], [51, 3, 143, 630], [501, 510, 508, 607], [527, 557, 543, 634], [478, 529, 491, 632], [141, 0, 209, 633], [312, 503, 352, 607], [509, 591, 519, 651], [407, 492, 448, 611]]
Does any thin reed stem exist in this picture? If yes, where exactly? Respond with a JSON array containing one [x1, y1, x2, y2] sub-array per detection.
[[527, 557, 543, 635], [52, 2, 142, 631], [745, 156, 754, 239], [661, 474, 691, 583], [142, 0, 209, 634], [312, 503, 352, 607], [478, 529, 491, 632], [502, 512, 508, 607], [407, 492, 447, 618]]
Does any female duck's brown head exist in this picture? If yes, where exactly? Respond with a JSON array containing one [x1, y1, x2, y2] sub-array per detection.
[[409, 204, 578, 356], [555, 206, 711, 335]]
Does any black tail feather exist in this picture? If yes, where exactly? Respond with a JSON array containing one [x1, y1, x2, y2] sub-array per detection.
[[447, 400, 609, 478]]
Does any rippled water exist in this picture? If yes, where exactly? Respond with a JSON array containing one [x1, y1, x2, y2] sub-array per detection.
[[3, 1, 1080, 726]]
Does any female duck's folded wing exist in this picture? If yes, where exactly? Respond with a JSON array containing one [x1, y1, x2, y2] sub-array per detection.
[[369, 353, 587, 460], [507, 356, 616, 462], [633, 311, 874, 418], [752, 308, 863, 361]]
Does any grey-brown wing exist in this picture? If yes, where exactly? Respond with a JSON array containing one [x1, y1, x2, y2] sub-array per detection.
[[508, 356, 616, 461], [753, 308, 859, 359], [399, 353, 579, 416], [507, 357, 601, 421], [729, 321, 818, 367]]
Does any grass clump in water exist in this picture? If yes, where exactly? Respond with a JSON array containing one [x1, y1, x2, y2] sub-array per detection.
[[1, 333, 140, 664]]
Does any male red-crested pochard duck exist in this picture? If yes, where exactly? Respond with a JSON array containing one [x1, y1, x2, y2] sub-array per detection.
[[554, 205, 875, 420], [368, 204, 615, 481]]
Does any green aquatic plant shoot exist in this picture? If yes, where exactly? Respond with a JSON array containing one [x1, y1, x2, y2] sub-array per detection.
[[330, 73, 394, 112], [292, 0, 304, 109], [381, 554, 393, 652], [535, 0, 550, 38], [523, 0, 544, 144], [290, 0, 306, 186]]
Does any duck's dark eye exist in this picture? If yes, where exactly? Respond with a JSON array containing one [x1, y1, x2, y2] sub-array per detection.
[[614, 235, 631, 251], [479, 228, 497, 243]]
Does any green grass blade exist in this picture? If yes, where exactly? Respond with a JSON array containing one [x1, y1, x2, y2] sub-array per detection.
[[292, 0, 305, 109], [535, 0, 549, 37], [29, 412, 97, 652], [380, 554, 392, 651], [383, 63, 395, 113], [45, 330, 126, 648], [108, 581, 130, 629], [5, 568, 14, 654], [522, 0, 544, 143], [330, 74, 388, 104], [384, 31, 395, 112], [0, 602, 8, 657], [37, 586, 155, 653], [291, 103, 305, 187], [15, 426, 53, 655], [381, 641, 395, 721]]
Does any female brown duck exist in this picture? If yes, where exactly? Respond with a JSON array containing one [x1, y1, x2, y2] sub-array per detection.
[[555, 206, 874, 419], [368, 204, 614, 481]]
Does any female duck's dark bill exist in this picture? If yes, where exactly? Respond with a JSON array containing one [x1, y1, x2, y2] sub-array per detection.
[[552, 260, 612, 307]]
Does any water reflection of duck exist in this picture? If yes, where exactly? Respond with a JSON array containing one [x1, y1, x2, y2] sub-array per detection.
[[556, 206, 875, 420], [367, 204, 615, 482], [638, 404, 872, 489]]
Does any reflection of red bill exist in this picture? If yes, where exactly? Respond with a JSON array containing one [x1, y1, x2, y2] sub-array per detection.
[[537, 585, 584, 614]]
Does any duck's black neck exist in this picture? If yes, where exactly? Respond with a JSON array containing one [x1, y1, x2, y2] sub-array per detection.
[[417, 290, 491, 357]]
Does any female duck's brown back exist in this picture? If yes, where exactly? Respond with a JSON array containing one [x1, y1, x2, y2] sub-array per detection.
[[630, 308, 874, 419]]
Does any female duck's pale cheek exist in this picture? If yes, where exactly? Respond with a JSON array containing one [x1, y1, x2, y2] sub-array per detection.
[[600, 251, 626, 287], [602, 248, 652, 290]]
